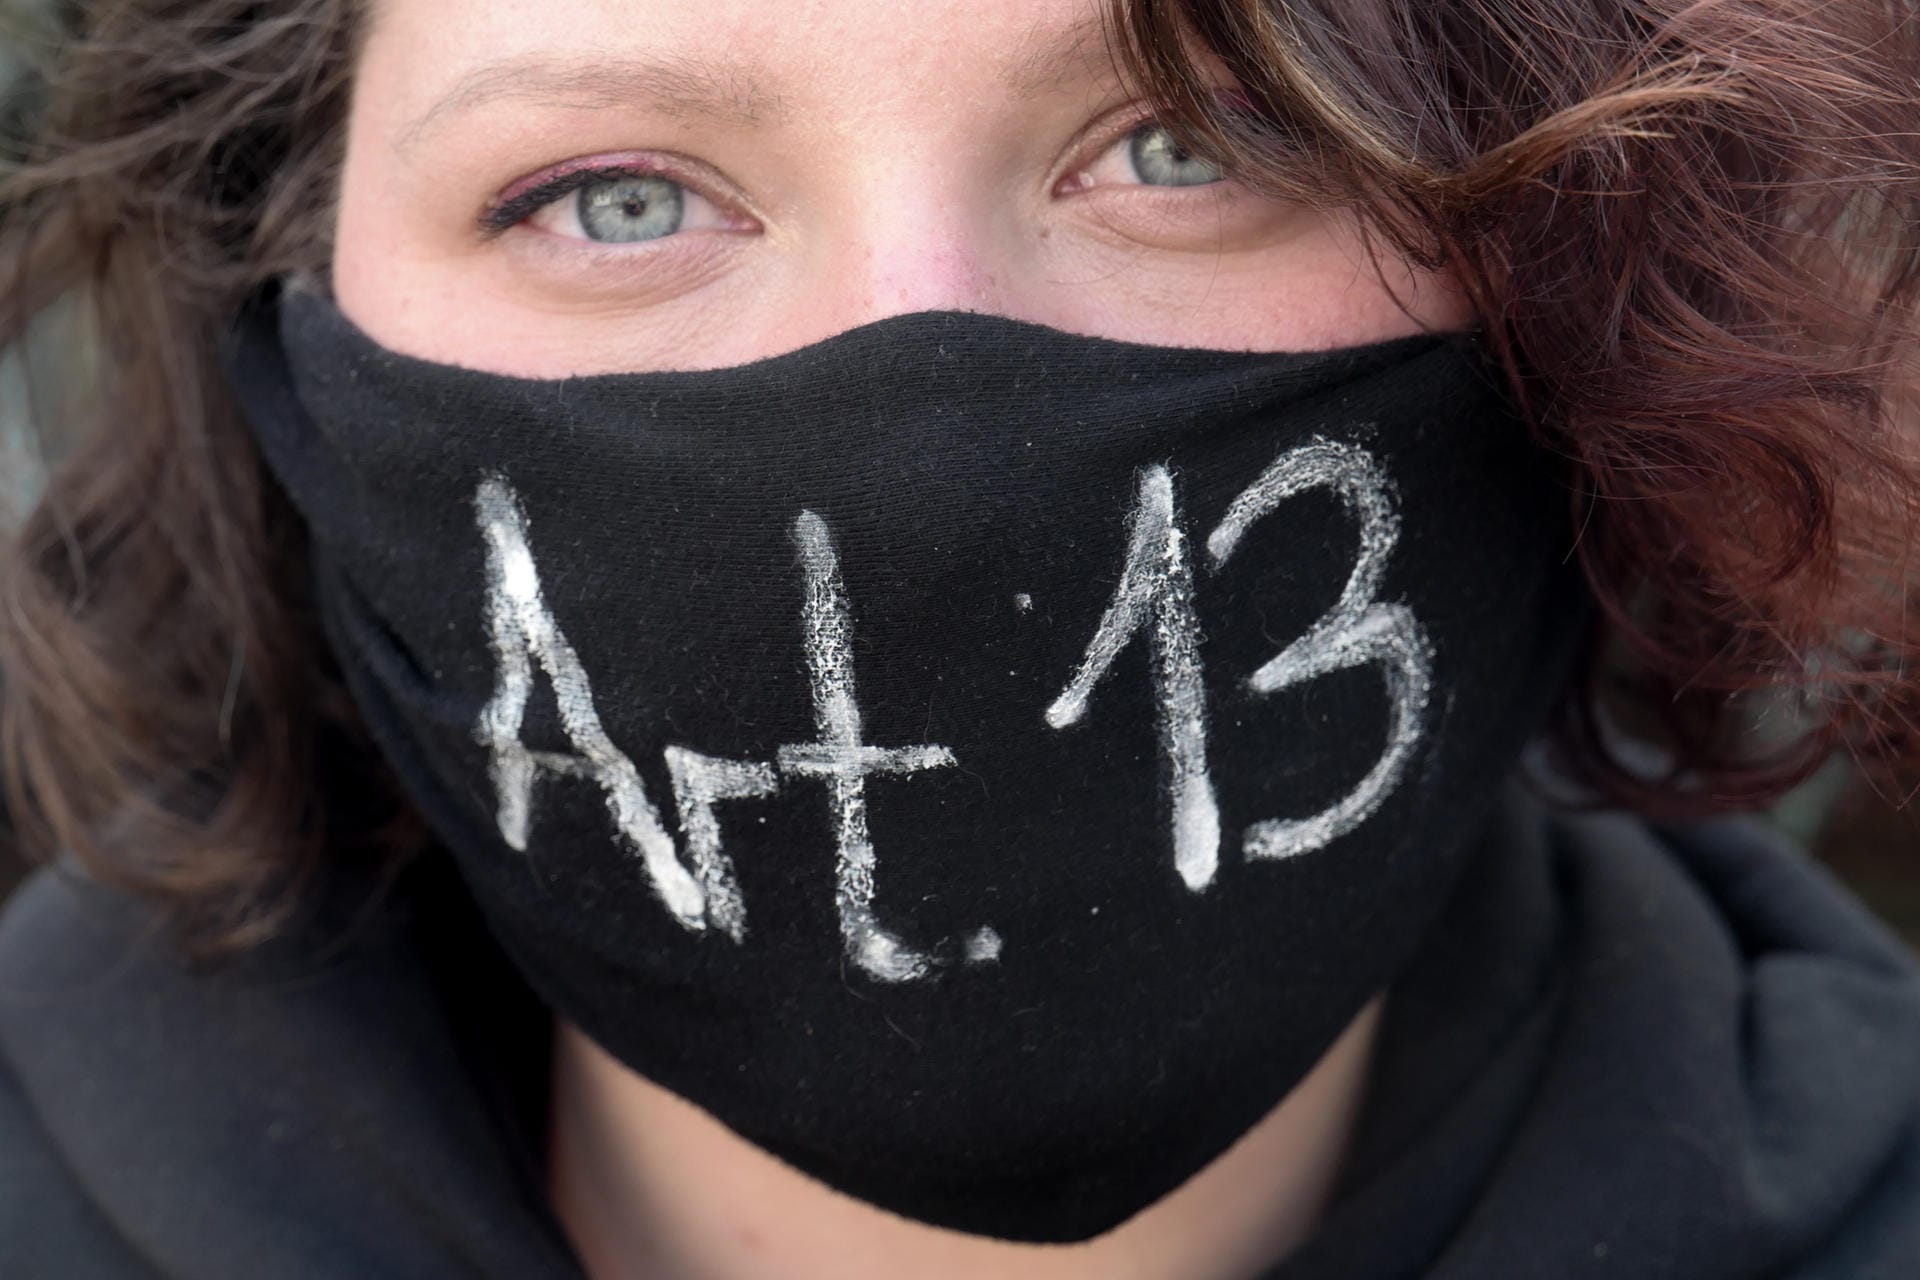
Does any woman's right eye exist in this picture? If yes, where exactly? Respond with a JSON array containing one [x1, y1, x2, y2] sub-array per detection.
[[566, 174, 686, 242], [488, 164, 747, 245]]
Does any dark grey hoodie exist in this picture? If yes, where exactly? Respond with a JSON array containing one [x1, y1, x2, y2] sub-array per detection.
[[3, 789, 1918, 1279]]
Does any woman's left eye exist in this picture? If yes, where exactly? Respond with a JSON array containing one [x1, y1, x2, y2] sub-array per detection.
[[1067, 122, 1227, 192], [504, 169, 741, 244], [1124, 124, 1225, 186]]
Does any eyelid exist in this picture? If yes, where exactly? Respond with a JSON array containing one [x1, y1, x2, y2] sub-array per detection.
[[478, 152, 753, 238], [1052, 94, 1241, 195], [1054, 103, 1157, 185]]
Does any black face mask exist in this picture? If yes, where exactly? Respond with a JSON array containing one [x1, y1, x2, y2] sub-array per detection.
[[225, 282, 1584, 1243]]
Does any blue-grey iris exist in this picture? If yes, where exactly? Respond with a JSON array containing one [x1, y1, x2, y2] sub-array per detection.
[[1128, 125, 1223, 187], [578, 175, 686, 243]]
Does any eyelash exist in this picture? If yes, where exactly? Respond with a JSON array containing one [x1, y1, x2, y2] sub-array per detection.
[[478, 162, 689, 237], [1065, 113, 1214, 183], [475, 107, 1237, 240]]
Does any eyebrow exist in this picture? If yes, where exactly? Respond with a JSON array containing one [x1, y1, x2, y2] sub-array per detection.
[[1002, 16, 1123, 99], [399, 52, 788, 152], [401, 15, 1121, 156], [400, 16, 1126, 154]]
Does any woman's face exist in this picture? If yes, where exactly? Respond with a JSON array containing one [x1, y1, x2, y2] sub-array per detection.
[[334, 0, 1469, 374]]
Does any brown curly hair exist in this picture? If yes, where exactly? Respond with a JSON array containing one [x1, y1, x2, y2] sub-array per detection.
[[2, 0, 1917, 956]]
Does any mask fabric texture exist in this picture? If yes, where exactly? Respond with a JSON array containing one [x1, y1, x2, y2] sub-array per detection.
[[225, 284, 1585, 1243]]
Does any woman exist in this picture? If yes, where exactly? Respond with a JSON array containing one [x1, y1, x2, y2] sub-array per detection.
[[2, 0, 1917, 1275]]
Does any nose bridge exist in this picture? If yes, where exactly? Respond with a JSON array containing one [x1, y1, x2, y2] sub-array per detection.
[[813, 147, 1016, 325], [864, 232, 1006, 317]]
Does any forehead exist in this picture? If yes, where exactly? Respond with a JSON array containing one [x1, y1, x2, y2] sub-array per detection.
[[360, 0, 1130, 146]]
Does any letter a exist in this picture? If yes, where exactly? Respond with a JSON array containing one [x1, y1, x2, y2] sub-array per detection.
[[473, 475, 710, 933]]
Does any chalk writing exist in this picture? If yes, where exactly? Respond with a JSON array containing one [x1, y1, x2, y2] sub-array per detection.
[[1206, 440, 1432, 860], [472, 436, 1432, 976], [1044, 466, 1221, 891], [1046, 440, 1431, 878], [777, 511, 964, 983], [475, 477, 708, 932], [663, 746, 776, 944]]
